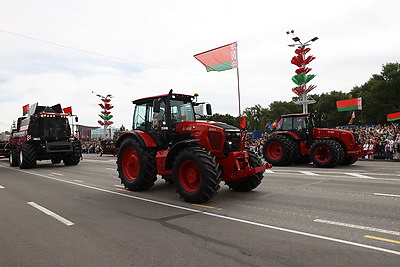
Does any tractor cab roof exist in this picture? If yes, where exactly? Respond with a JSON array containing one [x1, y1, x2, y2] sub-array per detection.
[[132, 93, 194, 105]]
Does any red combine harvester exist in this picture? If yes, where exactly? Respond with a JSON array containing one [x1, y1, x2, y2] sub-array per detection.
[[116, 90, 271, 203]]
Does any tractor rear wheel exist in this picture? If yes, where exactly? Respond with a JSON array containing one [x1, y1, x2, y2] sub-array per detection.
[[19, 144, 37, 169], [263, 135, 297, 166], [341, 156, 358, 165], [226, 150, 264, 192], [310, 139, 344, 168], [173, 147, 221, 203], [9, 149, 19, 167], [117, 138, 157, 191]]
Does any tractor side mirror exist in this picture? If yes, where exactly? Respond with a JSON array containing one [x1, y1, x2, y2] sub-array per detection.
[[75, 117, 79, 123], [206, 104, 212, 115], [153, 99, 161, 113]]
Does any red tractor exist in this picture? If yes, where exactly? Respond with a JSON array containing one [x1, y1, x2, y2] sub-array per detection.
[[116, 90, 271, 203], [263, 113, 371, 168], [8, 103, 82, 169]]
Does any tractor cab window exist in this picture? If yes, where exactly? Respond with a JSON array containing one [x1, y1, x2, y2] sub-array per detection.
[[133, 104, 147, 130], [170, 100, 195, 124], [293, 117, 307, 131], [281, 117, 293, 131]]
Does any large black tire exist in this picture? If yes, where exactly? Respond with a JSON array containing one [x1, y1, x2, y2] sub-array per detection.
[[9, 149, 19, 167], [341, 156, 358, 165], [117, 139, 157, 191], [310, 139, 344, 168], [226, 150, 264, 192], [173, 147, 221, 203], [63, 153, 80, 166], [51, 158, 62, 164], [19, 144, 37, 169], [263, 135, 298, 166]]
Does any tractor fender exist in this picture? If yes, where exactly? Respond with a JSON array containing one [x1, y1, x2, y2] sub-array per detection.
[[274, 131, 300, 140], [116, 131, 157, 148], [164, 139, 201, 170]]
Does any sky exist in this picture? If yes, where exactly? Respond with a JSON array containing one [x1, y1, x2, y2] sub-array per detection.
[[1, 0, 399, 133]]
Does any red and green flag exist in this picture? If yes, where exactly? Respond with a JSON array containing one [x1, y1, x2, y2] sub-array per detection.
[[63, 106, 72, 115], [194, 42, 237, 72], [336, 97, 362, 112], [348, 111, 355, 125], [22, 104, 29, 116], [387, 112, 400, 121]]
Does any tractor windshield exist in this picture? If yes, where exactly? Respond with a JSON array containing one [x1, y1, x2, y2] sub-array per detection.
[[170, 100, 195, 123], [281, 116, 308, 131]]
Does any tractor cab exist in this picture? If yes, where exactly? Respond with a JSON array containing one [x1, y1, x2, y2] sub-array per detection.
[[280, 113, 314, 141]]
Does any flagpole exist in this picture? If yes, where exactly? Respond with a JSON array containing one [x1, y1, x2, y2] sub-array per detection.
[[236, 67, 241, 117]]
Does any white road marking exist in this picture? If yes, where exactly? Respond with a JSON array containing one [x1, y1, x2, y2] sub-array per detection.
[[299, 171, 318, 176], [265, 170, 275, 174], [27, 202, 74, 226], [314, 219, 400, 236], [374, 193, 400, 198], [4, 166, 399, 256], [0, 185, 5, 189], [344, 173, 372, 179], [51, 172, 64, 176], [114, 184, 124, 188]]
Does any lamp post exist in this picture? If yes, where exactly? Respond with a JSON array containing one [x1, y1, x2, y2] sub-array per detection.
[[286, 30, 318, 113]]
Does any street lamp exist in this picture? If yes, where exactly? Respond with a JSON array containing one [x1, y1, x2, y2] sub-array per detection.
[[286, 30, 318, 113]]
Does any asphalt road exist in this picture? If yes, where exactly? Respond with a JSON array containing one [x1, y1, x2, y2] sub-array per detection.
[[0, 155, 399, 266]]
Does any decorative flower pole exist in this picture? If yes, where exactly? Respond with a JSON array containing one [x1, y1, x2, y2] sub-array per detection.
[[95, 93, 113, 138], [287, 30, 318, 113]]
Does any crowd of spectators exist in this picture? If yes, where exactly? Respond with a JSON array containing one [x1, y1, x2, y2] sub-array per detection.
[[246, 123, 400, 161]]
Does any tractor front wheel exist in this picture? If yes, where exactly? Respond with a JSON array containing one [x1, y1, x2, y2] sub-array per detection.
[[226, 150, 264, 192], [310, 139, 344, 168], [117, 138, 157, 191], [173, 147, 221, 203]]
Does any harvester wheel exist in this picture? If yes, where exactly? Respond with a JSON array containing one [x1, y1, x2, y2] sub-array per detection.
[[310, 139, 344, 168], [263, 135, 297, 166], [19, 144, 37, 169], [226, 150, 264, 192], [173, 147, 221, 203], [51, 158, 62, 164], [117, 138, 157, 191], [63, 153, 80, 165], [9, 149, 19, 167]]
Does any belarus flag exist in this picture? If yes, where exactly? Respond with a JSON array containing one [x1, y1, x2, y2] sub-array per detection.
[[387, 112, 400, 121], [194, 42, 237, 72], [336, 97, 362, 112]]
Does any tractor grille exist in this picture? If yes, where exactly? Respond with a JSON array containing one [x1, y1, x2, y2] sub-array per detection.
[[208, 132, 223, 150], [223, 130, 241, 154]]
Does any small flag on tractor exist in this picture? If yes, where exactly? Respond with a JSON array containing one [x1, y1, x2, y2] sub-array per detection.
[[194, 42, 237, 72]]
